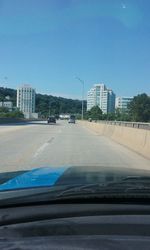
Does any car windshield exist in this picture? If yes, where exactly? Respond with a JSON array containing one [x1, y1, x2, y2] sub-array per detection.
[[0, 0, 150, 202]]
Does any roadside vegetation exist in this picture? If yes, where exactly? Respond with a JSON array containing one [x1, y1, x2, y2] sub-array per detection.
[[36, 93, 86, 118], [0, 88, 149, 122], [0, 87, 86, 118], [0, 107, 24, 118], [85, 94, 150, 123]]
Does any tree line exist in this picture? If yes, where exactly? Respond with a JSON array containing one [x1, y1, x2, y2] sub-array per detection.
[[0, 87, 23, 118], [0, 87, 149, 122], [85, 93, 150, 123], [0, 87, 86, 118], [35, 93, 86, 118]]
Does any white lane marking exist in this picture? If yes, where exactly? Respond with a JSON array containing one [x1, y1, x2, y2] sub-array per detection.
[[33, 142, 50, 159], [32, 127, 62, 159]]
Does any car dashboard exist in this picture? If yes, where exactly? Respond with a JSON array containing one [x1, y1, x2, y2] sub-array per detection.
[[1, 203, 150, 249]]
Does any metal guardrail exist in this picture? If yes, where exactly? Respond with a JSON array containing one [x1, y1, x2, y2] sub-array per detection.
[[92, 120, 150, 130]]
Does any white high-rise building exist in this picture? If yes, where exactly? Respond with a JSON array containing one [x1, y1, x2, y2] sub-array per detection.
[[87, 83, 115, 114], [87, 87, 96, 111], [17, 84, 38, 118], [115, 97, 133, 111]]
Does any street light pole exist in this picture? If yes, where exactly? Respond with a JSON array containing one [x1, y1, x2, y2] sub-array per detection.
[[75, 77, 84, 120], [49, 100, 51, 117]]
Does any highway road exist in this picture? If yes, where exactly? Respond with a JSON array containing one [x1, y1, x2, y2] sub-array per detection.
[[0, 120, 149, 173]]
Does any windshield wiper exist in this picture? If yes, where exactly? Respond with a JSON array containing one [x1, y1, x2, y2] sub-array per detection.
[[55, 181, 150, 199], [1, 176, 150, 206]]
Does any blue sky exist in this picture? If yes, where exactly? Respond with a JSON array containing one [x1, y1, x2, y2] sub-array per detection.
[[0, 0, 149, 99]]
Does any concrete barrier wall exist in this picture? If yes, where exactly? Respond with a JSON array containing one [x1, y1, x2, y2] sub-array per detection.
[[0, 118, 45, 124], [80, 121, 150, 160], [0, 118, 26, 124]]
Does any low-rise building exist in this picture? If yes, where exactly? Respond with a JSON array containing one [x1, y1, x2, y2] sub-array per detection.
[[115, 97, 133, 111], [0, 101, 13, 111]]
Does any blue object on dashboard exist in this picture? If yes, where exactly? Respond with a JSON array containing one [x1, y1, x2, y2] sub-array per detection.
[[0, 167, 69, 191]]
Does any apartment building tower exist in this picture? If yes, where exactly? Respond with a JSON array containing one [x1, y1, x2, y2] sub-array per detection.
[[17, 84, 38, 118], [87, 83, 115, 114]]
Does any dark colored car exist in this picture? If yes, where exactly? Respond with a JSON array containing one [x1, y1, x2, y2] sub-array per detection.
[[47, 116, 56, 124]]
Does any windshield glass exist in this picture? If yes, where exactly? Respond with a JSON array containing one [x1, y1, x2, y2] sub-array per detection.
[[0, 0, 150, 199]]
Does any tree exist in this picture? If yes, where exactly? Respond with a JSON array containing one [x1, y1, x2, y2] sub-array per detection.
[[0, 87, 16, 105], [0, 108, 24, 118], [86, 106, 103, 120], [128, 93, 150, 122], [8, 110, 24, 118], [112, 108, 131, 121], [0, 107, 9, 113], [106, 113, 116, 121]]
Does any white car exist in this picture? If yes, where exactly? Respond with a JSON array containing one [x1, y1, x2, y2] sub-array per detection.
[[68, 118, 75, 124]]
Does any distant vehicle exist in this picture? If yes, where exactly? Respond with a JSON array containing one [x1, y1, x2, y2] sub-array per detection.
[[59, 114, 70, 120], [68, 115, 75, 124], [47, 116, 56, 124]]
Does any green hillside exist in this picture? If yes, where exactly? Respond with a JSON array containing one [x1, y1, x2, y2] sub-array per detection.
[[0, 87, 86, 117]]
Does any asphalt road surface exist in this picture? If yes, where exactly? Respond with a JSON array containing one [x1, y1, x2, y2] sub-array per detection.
[[0, 120, 149, 172]]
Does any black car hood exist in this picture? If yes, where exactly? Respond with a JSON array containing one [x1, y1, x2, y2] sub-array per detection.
[[0, 166, 150, 192]]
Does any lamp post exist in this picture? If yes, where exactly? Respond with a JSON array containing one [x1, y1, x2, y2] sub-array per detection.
[[75, 77, 84, 120]]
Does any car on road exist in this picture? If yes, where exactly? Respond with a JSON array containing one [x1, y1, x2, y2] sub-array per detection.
[[47, 116, 56, 124], [68, 115, 76, 124]]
